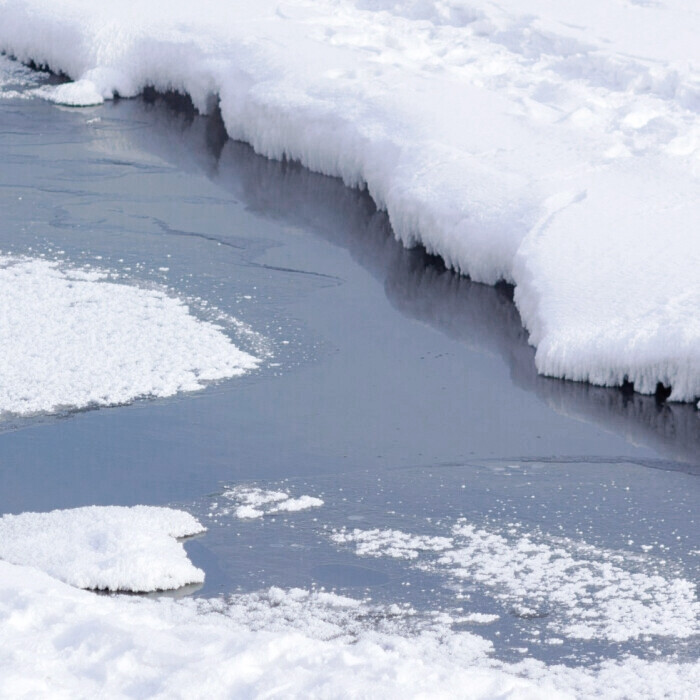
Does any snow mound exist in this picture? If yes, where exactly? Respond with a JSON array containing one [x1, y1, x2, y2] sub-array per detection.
[[0, 256, 259, 416], [333, 522, 700, 643], [0, 0, 698, 401], [1, 561, 699, 698], [34, 78, 103, 105], [0, 506, 205, 592], [217, 486, 324, 519]]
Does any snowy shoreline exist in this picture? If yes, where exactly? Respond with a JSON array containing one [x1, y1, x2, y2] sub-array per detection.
[[0, 0, 698, 404], [1, 503, 698, 698]]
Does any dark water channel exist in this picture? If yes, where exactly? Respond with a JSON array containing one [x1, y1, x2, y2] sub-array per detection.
[[0, 69, 698, 667]]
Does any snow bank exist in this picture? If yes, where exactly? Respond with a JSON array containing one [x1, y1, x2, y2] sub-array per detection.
[[0, 0, 698, 401], [333, 521, 700, 643], [1, 561, 698, 698], [0, 256, 259, 416], [215, 486, 324, 519], [0, 506, 205, 591]]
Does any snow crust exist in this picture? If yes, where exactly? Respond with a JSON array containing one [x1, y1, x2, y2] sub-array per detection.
[[217, 486, 324, 519], [0, 256, 259, 416], [1, 561, 699, 699], [1, 0, 698, 401], [333, 521, 700, 643], [0, 506, 205, 591]]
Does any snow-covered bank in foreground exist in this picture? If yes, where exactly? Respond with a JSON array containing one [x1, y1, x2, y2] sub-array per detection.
[[0, 504, 696, 695], [1, 562, 698, 699], [0, 506, 205, 591], [0, 256, 259, 416], [1, 0, 698, 402]]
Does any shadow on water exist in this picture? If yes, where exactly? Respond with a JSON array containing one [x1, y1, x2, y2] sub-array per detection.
[[107, 95, 700, 471]]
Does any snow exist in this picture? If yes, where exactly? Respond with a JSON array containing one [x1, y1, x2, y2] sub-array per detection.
[[331, 527, 453, 559], [442, 522, 700, 643], [0, 256, 259, 416], [333, 521, 700, 643], [1, 560, 699, 698], [0, 52, 38, 98], [216, 486, 324, 519], [1, 0, 698, 401], [0, 506, 205, 592], [0, 503, 697, 694]]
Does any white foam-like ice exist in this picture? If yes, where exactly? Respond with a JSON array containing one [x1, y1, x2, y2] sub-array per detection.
[[0, 506, 205, 591], [1, 560, 698, 698], [331, 527, 453, 560], [333, 521, 700, 643], [0, 256, 259, 416], [0, 0, 698, 401], [442, 522, 700, 643], [219, 486, 324, 519]]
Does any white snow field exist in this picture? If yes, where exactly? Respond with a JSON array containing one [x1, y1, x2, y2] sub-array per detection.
[[1, 560, 699, 699], [0, 506, 205, 591], [0, 0, 698, 402], [0, 255, 259, 416]]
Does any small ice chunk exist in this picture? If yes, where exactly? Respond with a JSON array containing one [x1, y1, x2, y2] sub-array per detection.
[[219, 486, 324, 519]]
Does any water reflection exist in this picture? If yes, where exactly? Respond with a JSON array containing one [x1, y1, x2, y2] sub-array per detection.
[[102, 97, 699, 469]]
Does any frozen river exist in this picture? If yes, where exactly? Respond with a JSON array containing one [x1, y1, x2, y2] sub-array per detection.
[[0, 62, 698, 671]]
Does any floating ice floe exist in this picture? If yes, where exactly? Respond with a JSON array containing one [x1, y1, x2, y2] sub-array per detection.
[[0, 505, 205, 592], [1, 560, 699, 698], [216, 486, 324, 519], [0, 0, 698, 401], [0, 256, 259, 416], [333, 521, 700, 643]]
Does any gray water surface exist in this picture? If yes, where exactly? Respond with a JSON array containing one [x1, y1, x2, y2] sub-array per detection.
[[0, 69, 698, 667]]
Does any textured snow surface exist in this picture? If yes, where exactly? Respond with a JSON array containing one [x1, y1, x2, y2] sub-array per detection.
[[334, 521, 700, 643], [1, 0, 698, 401], [0, 256, 259, 416], [1, 562, 699, 699], [0, 506, 205, 591], [216, 486, 324, 519], [0, 561, 700, 699]]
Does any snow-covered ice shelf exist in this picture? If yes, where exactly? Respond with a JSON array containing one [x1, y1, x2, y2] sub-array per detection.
[[0, 506, 205, 591], [0, 0, 698, 402], [0, 255, 259, 416]]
